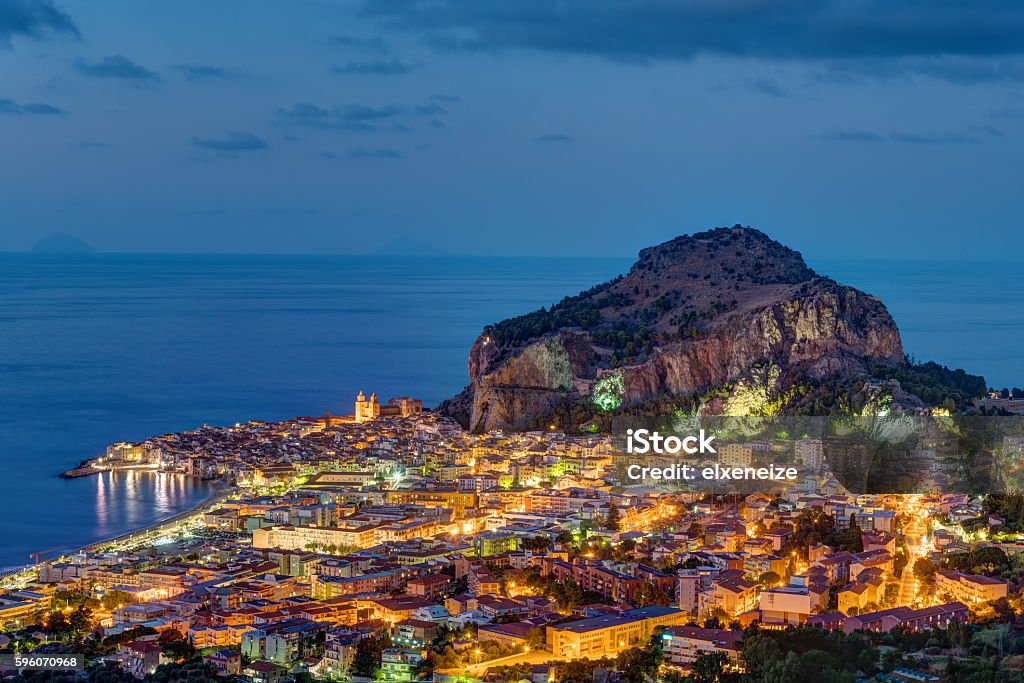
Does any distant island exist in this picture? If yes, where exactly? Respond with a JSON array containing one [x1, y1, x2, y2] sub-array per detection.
[[31, 232, 96, 254]]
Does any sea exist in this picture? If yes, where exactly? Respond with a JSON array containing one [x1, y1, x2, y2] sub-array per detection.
[[0, 253, 1021, 569]]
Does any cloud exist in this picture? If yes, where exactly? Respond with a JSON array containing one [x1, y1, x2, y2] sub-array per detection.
[[0, 97, 64, 115], [361, 1, 1024, 82], [75, 54, 160, 81], [747, 78, 787, 98], [970, 124, 1004, 137], [331, 60, 416, 75], [889, 131, 979, 145], [348, 147, 403, 158], [991, 107, 1024, 120], [328, 34, 389, 52], [429, 93, 461, 103], [191, 132, 269, 151], [172, 63, 245, 81], [818, 128, 981, 144], [533, 133, 573, 142], [275, 101, 447, 130], [818, 56, 1024, 86], [818, 129, 884, 142], [0, 0, 79, 47]]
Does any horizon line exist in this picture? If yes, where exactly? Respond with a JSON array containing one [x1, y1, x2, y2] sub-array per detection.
[[0, 249, 1016, 264]]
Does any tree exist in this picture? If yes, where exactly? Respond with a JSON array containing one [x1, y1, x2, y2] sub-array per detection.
[[974, 623, 1010, 658], [101, 590, 135, 610], [161, 637, 195, 662], [69, 606, 93, 635], [523, 536, 552, 552], [913, 557, 937, 584], [551, 578, 585, 612], [879, 648, 905, 672], [763, 651, 802, 683], [757, 571, 782, 588], [615, 634, 664, 683], [741, 634, 780, 679], [604, 505, 621, 531], [45, 610, 70, 634], [634, 580, 672, 607], [525, 627, 546, 649], [690, 652, 740, 683], [351, 633, 391, 678], [969, 546, 1009, 574]]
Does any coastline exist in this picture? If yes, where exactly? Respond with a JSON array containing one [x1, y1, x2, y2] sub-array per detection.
[[79, 478, 233, 554], [1, 477, 234, 578]]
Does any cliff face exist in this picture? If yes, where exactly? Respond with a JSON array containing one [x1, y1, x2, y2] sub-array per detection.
[[442, 227, 905, 431]]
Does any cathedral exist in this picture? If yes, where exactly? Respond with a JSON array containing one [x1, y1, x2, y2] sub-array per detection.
[[354, 390, 380, 423], [354, 391, 422, 423]]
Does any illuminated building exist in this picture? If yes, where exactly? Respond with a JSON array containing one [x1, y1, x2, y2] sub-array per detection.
[[718, 444, 753, 468], [661, 626, 743, 668], [252, 523, 382, 551], [385, 489, 477, 517], [545, 606, 688, 659], [934, 570, 1009, 604]]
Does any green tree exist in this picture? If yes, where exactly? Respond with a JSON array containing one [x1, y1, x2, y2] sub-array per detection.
[[741, 634, 781, 679], [525, 627, 546, 649], [523, 536, 552, 552], [913, 557, 937, 584], [555, 530, 575, 545], [45, 610, 70, 634], [604, 505, 621, 531], [763, 651, 802, 683], [69, 606, 93, 635], [634, 580, 672, 607], [551, 578, 585, 612], [615, 634, 663, 683], [351, 633, 391, 678], [690, 652, 740, 683], [969, 546, 1009, 573], [101, 590, 134, 610]]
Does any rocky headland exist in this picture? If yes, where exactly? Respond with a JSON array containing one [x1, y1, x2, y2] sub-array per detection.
[[440, 226, 973, 431]]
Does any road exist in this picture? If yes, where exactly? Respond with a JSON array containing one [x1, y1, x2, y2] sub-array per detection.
[[437, 649, 557, 677], [897, 506, 929, 606]]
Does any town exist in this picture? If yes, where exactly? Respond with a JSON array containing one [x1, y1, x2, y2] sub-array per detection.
[[3, 393, 1024, 683]]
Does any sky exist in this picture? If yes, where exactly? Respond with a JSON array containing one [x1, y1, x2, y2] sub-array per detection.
[[2, 0, 1024, 260]]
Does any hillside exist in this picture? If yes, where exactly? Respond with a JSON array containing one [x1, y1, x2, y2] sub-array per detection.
[[440, 226, 910, 431]]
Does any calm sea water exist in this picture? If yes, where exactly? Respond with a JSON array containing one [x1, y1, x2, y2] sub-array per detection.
[[0, 253, 1020, 568]]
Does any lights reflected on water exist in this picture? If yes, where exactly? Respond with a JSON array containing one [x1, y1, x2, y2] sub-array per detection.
[[90, 471, 214, 539]]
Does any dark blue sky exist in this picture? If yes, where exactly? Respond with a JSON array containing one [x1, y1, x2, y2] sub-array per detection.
[[2, 0, 1024, 259]]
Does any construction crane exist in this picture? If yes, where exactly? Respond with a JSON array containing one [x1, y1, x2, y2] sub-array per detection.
[[29, 547, 64, 567]]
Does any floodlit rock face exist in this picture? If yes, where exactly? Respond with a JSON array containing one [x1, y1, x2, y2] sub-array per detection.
[[441, 226, 905, 431]]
